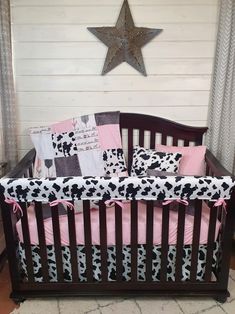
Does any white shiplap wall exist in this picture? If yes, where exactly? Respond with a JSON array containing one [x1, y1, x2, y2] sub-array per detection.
[[11, 0, 219, 158]]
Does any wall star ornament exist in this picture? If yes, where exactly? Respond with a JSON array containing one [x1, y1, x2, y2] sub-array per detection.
[[87, 0, 163, 76]]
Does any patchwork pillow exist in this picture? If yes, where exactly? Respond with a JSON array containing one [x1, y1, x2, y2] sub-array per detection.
[[155, 144, 206, 176], [30, 111, 128, 178], [130, 146, 182, 176]]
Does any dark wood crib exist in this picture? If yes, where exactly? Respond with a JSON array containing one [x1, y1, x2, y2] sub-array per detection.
[[0, 113, 234, 303]]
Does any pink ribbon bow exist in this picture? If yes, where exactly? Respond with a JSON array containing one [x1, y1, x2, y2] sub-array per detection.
[[5, 198, 23, 216], [50, 200, 75, 210], [162, 199, 189, 206], [105, 200, 124, 209], [213, 198, 227, 214]]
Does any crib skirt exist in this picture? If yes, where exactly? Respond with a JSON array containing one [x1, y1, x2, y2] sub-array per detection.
[[18, 241, 219, 283]]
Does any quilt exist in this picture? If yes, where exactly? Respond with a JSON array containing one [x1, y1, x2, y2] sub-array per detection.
[[30, 111, 127, 178]]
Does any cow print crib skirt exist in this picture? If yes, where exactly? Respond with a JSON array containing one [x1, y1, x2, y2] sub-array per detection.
[[18, 241, 219, 283]]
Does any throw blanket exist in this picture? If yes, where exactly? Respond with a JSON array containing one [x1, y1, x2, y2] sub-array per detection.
[[30, 111, 127, 178]]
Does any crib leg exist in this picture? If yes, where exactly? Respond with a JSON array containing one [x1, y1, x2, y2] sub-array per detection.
[[11, 293, 26, 305], [12, 297, 25, 304], [214, 291, 229, 303]]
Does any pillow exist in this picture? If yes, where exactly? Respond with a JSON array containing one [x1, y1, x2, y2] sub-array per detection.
[[155, 144, 206, 176], [131, 146, 182, 176]]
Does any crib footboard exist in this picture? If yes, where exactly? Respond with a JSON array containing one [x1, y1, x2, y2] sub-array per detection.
[[0, 172, 234, 303], [0, 198, 234, 302]]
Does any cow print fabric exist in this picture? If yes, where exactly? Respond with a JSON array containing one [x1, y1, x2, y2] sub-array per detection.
[[131, 146, 182, 176], [103, 149, 128, 176], [52, 131, 77, 157], [18, 241, 219, 283], [0, 176, 234, 203]]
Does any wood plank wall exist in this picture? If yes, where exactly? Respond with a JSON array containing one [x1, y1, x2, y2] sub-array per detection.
[[10, 0, 219, 158]]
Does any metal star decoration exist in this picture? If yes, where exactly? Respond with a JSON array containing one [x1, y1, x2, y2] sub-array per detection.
[[87, 0, 162, 76]]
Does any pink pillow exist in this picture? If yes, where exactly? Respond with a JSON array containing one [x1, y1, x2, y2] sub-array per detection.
[[155, 144, 206, 176]]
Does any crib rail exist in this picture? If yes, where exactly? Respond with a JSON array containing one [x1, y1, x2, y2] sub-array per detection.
[[5, 149, 35, 179]]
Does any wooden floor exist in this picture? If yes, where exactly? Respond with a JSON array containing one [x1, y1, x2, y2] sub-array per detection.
[[0, 259, 19, 314], [0, 244, 235, 314]]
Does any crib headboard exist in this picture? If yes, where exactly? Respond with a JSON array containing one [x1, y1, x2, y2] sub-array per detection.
[[120, 113, 208, 172], [7, 112, 208, 178]]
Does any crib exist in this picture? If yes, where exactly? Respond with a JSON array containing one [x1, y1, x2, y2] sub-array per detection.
[[0, 112, 234, 303]]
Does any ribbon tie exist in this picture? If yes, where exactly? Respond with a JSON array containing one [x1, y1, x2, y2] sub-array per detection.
[[5, 198, 23, 216], [162, 199, 189, 206], [105, 200, 124, 209], [213, 198, 227, 214], [50, 200, 75, 210]]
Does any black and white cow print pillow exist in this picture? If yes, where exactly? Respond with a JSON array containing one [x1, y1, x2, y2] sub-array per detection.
[[131, 146, 182, 176]]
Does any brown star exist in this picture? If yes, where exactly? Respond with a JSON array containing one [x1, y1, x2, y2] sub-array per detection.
[[87, 0, 162, 76]]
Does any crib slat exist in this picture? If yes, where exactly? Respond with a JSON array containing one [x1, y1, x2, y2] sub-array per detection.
[[20, 202, 35, 282], [139, 130, 144, 147], [28, 165, 33, 177], [205, 204, 217, 282], [51, 205, 64, 282], [190, 200, 202, 282], [146, 201, 154, 282], [115, 203, 123, 282], [160, 204, 170, 282], [175, 204, 186, 282], [67, 206, 79, 281], [34, 201, 49, 282], [83, 200, 93, 282], [128, 128, 133, 173], [184, 139, 190, 146], [131, 200, 138, 282], [161, 134, 167, 145], [150, 131, 155, 149], [173, 137, 178, 146], [99, 201, 108, 282]]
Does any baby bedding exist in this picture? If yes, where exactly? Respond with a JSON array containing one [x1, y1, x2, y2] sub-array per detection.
[[30, 111, 127, 178], [17, 201, 220, 283], [1, 176, 234, 202], [18, 241, 219, 283], [16, 201, 220, 246]]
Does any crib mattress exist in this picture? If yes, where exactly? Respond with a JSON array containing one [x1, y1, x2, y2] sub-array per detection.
[[16, 201, 220, 246]]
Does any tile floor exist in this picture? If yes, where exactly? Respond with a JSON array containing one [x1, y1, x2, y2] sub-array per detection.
[[0, 248, 235, 314], [7, 274, 235, 314]]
